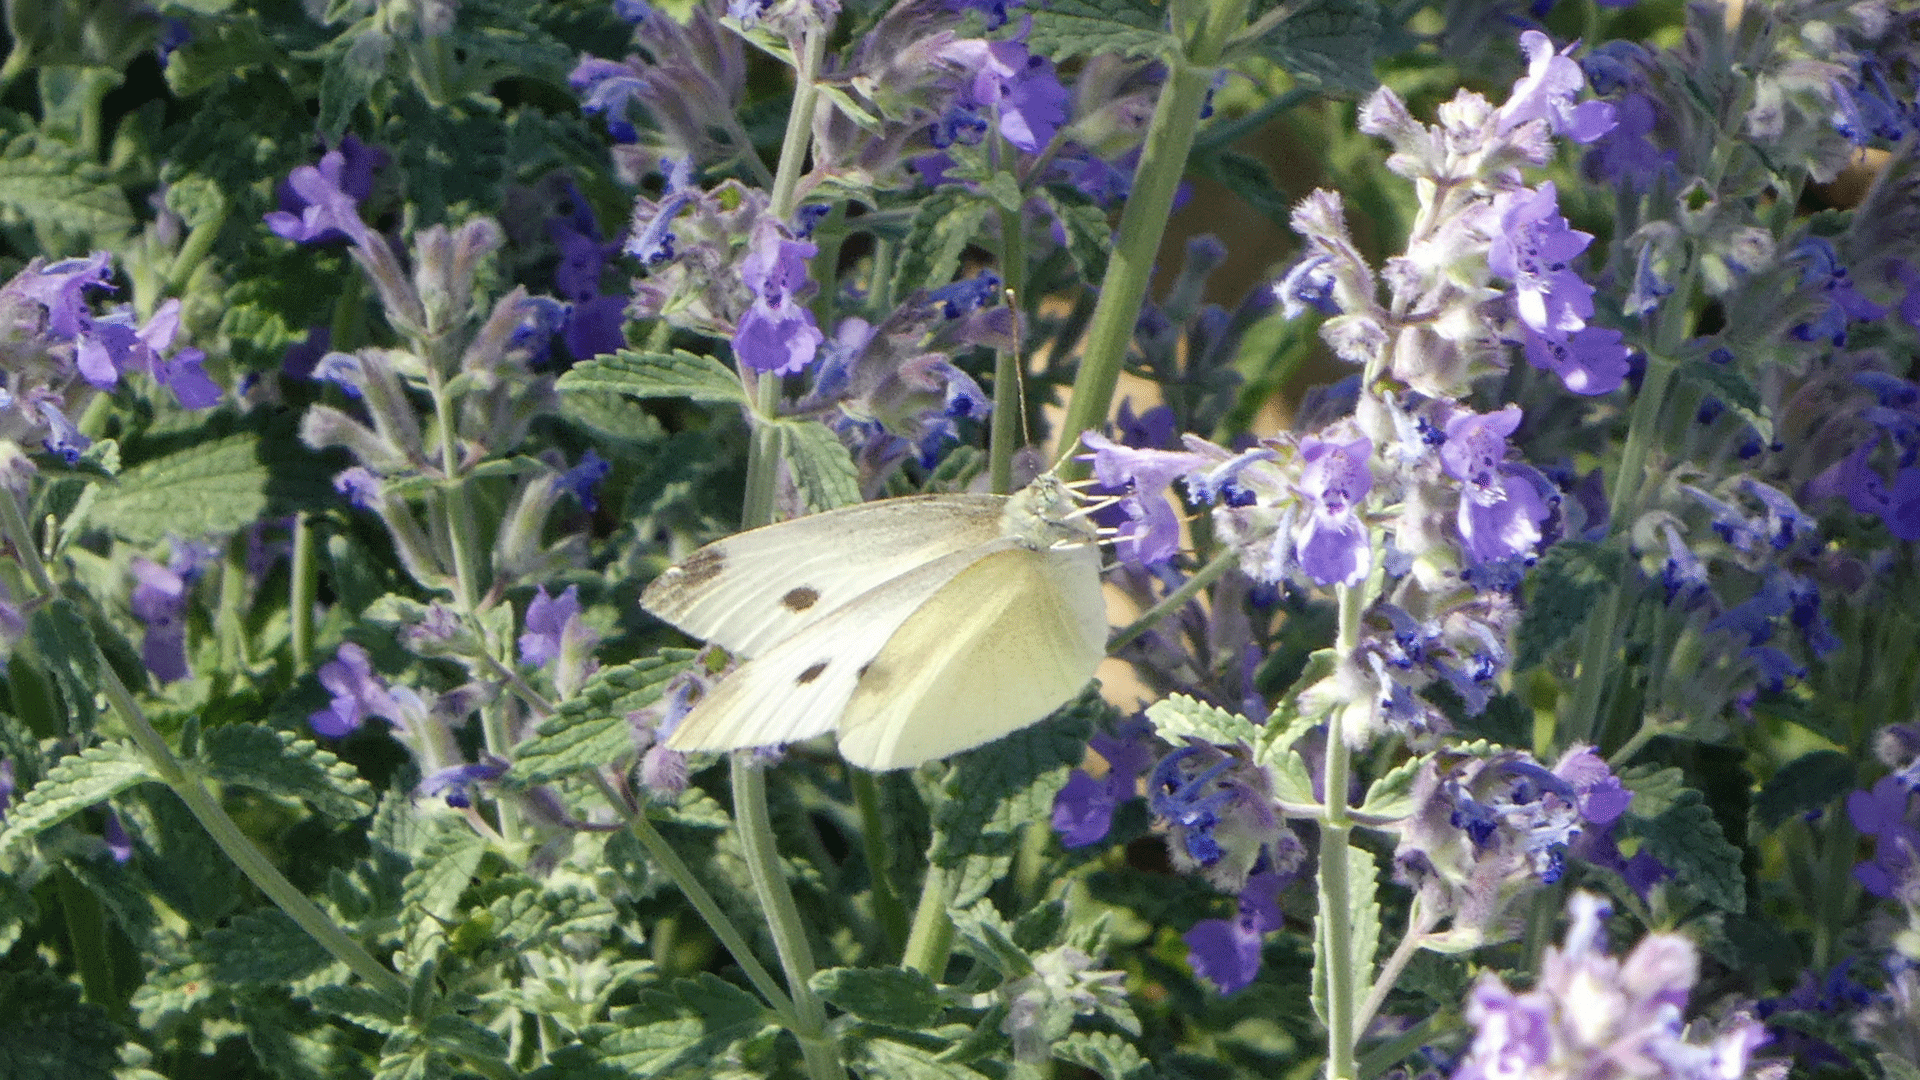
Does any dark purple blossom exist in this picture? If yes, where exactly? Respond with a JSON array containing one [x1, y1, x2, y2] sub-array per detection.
[[1849, 775, 1920, 900], [1051, 728, 1154, 848], [1790, 237, 1887, 347], [1183, 870, 1285, 994], [264, 139, 386, 246], [940, 38, 1069, 154], [130, 557, 191, 684], [309, 642, 401, 737], [417, 759, 510, 809], [571, 57, 647, 142], [1488, 184, 1596, 338], [1582, 93, 1675, 190], [558, 451, 612, 512]]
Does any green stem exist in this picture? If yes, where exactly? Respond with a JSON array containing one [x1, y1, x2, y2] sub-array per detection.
[[900, 864, 956, 977], [851, 772, 910, 954], [1108, 548, 1236, 652], [165, 206, 231, 295], [990, 204, 1028, 496], [0, 488, 55, 598], [98, 665, 408, 1000], [731, 760, 844, 1080], [587, 773, 799, 1024], [768, 30, 826, 221], [1319, 581, 1365, 1080], [1352, 898, 1433, 1043], [57, 868, 123, 1015], [290, 513, 317, 671], [1053, 0, 1252, 474]]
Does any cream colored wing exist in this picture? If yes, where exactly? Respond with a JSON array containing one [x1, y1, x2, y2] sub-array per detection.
[[666, 540, 1025, 755], [835, 543, 1107, 771], [640, 494, 1007, 658]]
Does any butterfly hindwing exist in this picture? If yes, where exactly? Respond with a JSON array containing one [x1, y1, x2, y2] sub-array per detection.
[[665, 540, 1026, 756], [835, 543, 1107, 770], [641, 494, 1008, 658]]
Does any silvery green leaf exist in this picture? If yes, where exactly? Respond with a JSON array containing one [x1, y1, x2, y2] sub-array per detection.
[[0, 743, 153, 858], [1310, 844, 1380, 1026], [776, 419, 862, 513], [80, 434, 275, 545], [1053, 1032, 1153, 1080], [1358, 756, 1422, 821], [811, 967, 944, 1028], [1027, 0, 1174, 61], [200, 724, 376, 820], [1145, 694, 1260, 750], [511, 655, 688, 783], [558, 349, 747, 406]]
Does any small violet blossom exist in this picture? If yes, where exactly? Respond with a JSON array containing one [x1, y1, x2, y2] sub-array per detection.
[[309, 642, 402, 737], [1295, 434, 1373, 587], [1439, 406, 1551, 565], [732, 218, 824, 375]]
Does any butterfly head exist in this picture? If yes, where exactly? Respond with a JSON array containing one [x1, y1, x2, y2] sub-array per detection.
[[1002, 473, 1101, 550]]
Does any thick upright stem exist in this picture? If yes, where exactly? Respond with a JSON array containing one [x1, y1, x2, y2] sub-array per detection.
[[1318, 582, 1365, 1080], [289, 513, 318, 670], [1053, 0, 1252, 473]]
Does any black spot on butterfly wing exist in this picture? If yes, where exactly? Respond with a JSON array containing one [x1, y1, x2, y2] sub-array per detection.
[[782, 586, 820, 611], [797, 661, 829, 685], [675, 547, 727, 588]]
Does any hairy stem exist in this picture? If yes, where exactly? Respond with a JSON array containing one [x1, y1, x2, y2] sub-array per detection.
[[1319, 581, 1366, 1080]]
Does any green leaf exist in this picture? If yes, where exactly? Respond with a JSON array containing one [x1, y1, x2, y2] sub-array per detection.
[[928, 691, 1105, 907], [81, 434, 274, 545], [0, 132, 135, 247], [1674, 357, 1773, 446], [205, 909, 336, 987], [318, 29, 387, 143], [1191, 151, 1291, 228], [593, 975, 772, 1075], [0, 970, 120, 1080], [1358, 755, 1421, 820], [1145, 693, 1260, 749], [28, 600, 101, 735], [0, 874, 34, 954], [1754, 750, 1856, 830], [811, 967, 943, 1028], [1035, 188, 1112, 286], [1248, 0, 1381, 93], [850, 1036, 992, 1080], [558, 391, 667, 446], [1626, 789, 1745, 913], [307, 984, 408, 1035], [557, 349, 747, 406], [1514, 541, 1625, 671], [1311, 845, 1380, 1025], [1027, 0, 1175, 61], [776, 420, 862, 512], [0, 743, 153, 857], [512, 655, 687, 783], [1053, 1032, 1153, 1080], [891, 189, 994, 299], [1881, 1053, 1920, 1080], [401, 829, 489, 956], [1619, 765, 1688, 819], [200, 725, 376, 820]]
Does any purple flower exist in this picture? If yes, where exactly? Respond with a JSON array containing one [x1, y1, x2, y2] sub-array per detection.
[[558, 450, 612, 512], [12, 252, 113, 338], [1294, 434, 1373, 587], [1440, 407, 1550, 565], [1497, 31, 1617, 144], [1275, 254, 1341, 318], [75, 300, 221, 408], [1582, 93, 1675, 190], [1658, 523, 1711, 607], [334, 467, 383, 510], [1051, 728, 1154, 848], [1080, 433, 1209, 566], [1521, 319, 1632, 396], [36, 400, 92, 463], [732, 219, 823, 375], [0, 758, 13, 818], [1183, 870, 1285, 994], [520, 585, 583, 668], [1790, 237, 1887, 346], [1147, 743, 1301, 893], [570, 57, 648, 142], [1886, 468, 1920, 541], [939, 38, 1069, 153], [1488, 184, 1596, 338], [417, 759, 510, 808], [264, 140, 386, 247], [130, 557, 190, 684], [309, 643, 402, 737]]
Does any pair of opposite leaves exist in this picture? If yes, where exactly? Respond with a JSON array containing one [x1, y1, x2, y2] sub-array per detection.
[[640, 475, 1108, 771]]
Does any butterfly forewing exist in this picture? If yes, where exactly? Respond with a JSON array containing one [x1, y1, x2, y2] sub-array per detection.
[[834, 543, 1107, 770], [664, 540, 1027, 756], [641, 494, 1007, 658]]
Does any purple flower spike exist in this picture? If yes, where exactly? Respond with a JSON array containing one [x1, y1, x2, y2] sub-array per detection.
[[1498, 31, 1617, 144], [1489, 184, 1596, 338], [1080, 432, 1210, 567], [15, 252, 114, 339], [1052, 728, 1154, 848], [1295, 434, 1373, 587], [417, 759, 510, 809], [559, 451, 612, 512], [309, 642, 401, 737], [1520, 322, 1630, 396], [941, 38, 1069, 154], [733, 219, 823, 375], [1441, 407, 1550, 565], [130, 557, 190, 684], [1184, 870, 1285, 994]]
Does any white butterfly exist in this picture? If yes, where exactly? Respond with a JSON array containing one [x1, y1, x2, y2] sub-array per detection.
[[640, 475, 1109, 770]]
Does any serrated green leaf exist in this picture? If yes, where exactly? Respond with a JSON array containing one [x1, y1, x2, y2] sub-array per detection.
[[1627, 789, 1745, 913], [200, 725, 375, 820], [851, 1036, 992, 1080], [318, 29, 387, 142], [0, 874, 34, 953], [948, 899, 1033, 977], [0, 132, 135, 247], [1146, 693, 1260, 749], [1358, 755, 1421, 820], [1880, 1053, 1920, 1080], [28, 600, 100, 735], [776, 420, 862, 512], [595, 975, 771, 1074], [558, 391, 667, 445], [401, 829, 489, 955], [811, 967, 943, 1028], [512, 656, 686, 783], [1515, 541, 1625, 671], [307, 984, 408, 1034], [0, 743, 153, 857], [1027, 0, 1174, 61], [928, 692, 1105, 907], [82, 434, 274, 545], [1191, 151, 1291, 227], [1249, 0, 1381, 92], [1675, 357, 1773, 445], [1035, 189, 1112, 286], [0, 970, 121, 1080], [1619, 765, 1687, 819], [1754, 750, 1856, 830], [891, 190, 994, 299], [205, 909, 336, 986], [1311, 845, 1380, 1024], [558, 349, 747, 406], [1053, 1031, 1153, 1080]]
